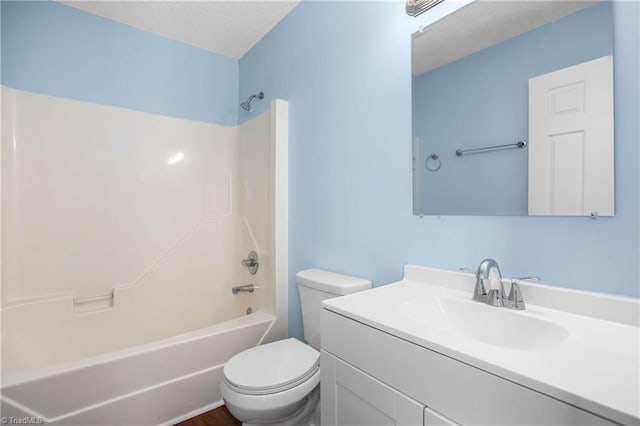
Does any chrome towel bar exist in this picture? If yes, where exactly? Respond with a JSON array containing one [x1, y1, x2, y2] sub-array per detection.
[[455, 140, 527, 157]]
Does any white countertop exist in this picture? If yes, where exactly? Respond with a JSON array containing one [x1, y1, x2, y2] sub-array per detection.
[[322, 265, 640, 425]]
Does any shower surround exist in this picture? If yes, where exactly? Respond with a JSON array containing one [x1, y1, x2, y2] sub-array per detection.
[[0, 86, 288, 424]]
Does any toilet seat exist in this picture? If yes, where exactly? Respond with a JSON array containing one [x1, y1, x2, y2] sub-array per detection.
[[223, 338, 319, 396], [224, 365, 319, 396]]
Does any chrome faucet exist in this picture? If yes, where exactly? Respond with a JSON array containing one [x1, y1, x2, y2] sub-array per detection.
[[472, 258, 506, 307], [232, 283, 256, 294], [472, 259, 538, 310]]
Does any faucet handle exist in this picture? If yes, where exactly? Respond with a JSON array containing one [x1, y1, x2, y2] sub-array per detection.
[[506, 282, 525, 310], [506, 277, 538, 310], [512, 276, 540, 282]]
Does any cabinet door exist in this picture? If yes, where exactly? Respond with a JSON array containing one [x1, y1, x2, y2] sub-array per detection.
[[321, 351, 424, 426]]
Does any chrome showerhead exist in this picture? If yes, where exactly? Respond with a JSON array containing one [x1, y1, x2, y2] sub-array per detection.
[[240, 91, 264, 111]]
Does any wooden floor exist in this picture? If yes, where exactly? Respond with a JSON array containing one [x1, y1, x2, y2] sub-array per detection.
[[175, 405, 241, 426]]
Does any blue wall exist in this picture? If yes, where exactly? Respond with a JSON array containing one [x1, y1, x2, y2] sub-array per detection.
[[239, 1, 640, 340], [1, 1, 239, 125], [413, 3, 613, 215]]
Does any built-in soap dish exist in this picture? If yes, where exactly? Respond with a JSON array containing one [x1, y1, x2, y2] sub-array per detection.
[[73, 291, 114, 314]]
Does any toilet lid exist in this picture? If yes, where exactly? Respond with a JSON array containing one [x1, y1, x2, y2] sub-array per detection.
[[224, 338, 319, 393]]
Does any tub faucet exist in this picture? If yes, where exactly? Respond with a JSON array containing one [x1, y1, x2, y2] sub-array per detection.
[[232, 284, 256, 294], [472, 258, 506, 307]]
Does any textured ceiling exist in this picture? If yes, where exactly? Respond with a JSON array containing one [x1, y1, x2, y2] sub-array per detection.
[[59, 1, 300, 59], [412, 0, 602, 76]]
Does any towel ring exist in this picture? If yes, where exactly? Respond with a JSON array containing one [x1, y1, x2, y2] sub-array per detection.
[[425, 153, 441, 172]]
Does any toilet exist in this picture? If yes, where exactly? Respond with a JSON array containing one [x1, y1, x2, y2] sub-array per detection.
[[220, 268, 372, 426]]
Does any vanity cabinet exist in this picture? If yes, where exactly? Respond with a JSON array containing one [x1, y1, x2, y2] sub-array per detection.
[[320, 309, 616, 426]]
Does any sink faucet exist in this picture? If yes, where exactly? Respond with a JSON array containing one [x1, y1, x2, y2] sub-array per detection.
[[472, 259, 538, 310], [472, 258, 506, 307]]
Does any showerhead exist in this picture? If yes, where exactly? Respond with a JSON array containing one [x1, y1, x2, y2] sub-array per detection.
[[240, 91, 264, 111]]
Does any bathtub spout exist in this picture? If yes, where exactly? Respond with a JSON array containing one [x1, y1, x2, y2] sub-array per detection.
[[232, 284, 256, 294]]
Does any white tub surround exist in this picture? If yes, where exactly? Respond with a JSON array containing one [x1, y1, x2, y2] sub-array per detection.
[[321, 265, 639, 425], [1, 87, 239, 305], [1, 87, 289, 424]]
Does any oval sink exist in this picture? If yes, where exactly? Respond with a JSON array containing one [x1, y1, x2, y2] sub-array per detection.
[[400, 297, 569, 350], [439, 297, 569, 350]]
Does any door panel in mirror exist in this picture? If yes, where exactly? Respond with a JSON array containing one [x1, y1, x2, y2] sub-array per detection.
[[528, 55, 614, 216]]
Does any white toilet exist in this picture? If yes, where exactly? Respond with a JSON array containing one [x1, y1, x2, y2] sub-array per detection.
[[220, 268, 372, 426]]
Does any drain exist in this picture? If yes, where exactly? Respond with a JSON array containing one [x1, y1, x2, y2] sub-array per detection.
[[246, 307, 253, 315]]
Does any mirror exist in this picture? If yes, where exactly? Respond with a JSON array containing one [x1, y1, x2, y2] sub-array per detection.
[[412, 1, 614, 216]]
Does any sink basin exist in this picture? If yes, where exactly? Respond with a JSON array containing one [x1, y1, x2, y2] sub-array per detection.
[[400, 296, 569, 350]]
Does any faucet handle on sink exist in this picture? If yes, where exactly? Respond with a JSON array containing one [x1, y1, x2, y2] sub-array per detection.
[[513, 276, 541, 282], [506, 277, 540, 310]]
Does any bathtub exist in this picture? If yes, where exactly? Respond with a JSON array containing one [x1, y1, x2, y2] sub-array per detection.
[[0, 88, 289, 425], [1, 311, 275, 425]]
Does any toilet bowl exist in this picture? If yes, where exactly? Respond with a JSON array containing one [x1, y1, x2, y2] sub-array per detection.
[[221, 269, 372, 425], [221, 338, 320, 425]]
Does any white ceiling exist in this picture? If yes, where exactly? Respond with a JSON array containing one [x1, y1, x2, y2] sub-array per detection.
[[412, 0, 602, 76], [59, 1, 300, 59]]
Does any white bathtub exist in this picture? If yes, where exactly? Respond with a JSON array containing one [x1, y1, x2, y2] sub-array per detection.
[[1, 311, 275, 425]]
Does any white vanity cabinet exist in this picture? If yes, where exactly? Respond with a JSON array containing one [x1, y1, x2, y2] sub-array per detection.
[[320, 308, 616, 426]]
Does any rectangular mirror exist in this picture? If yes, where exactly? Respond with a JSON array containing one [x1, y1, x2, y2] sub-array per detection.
[[411, 0, 614, 216]]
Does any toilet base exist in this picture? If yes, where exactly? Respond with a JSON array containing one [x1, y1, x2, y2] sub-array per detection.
[[238, 386, 320, 426]]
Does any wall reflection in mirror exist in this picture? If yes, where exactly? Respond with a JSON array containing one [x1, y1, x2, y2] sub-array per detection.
[[412, 1, 614, 216]]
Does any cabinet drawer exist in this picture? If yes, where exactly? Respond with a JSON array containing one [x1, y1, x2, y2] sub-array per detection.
[[321, 309, 615, 425]]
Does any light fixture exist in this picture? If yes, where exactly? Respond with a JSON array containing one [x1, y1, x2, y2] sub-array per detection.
[[406, 0, 444, 17]]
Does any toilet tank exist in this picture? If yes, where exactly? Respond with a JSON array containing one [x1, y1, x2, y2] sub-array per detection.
[[295, 268, 371, 349]]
